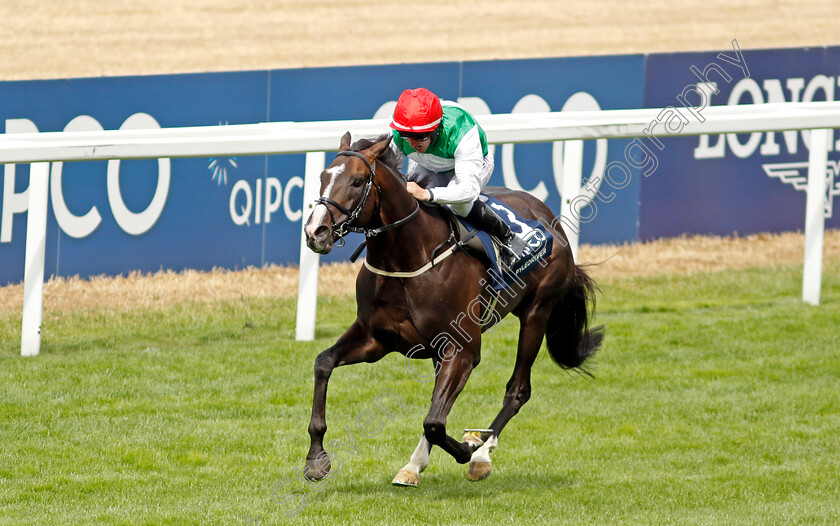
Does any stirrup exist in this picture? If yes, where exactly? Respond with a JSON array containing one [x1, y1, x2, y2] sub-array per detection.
[[498, 233, 527, 267], [497, 242, 517, 268], [506, 234, 528, 258]]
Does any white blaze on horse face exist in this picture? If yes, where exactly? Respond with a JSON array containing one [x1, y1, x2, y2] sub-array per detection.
[[322, 164, 345, 199], [305, 164, 345, 238]]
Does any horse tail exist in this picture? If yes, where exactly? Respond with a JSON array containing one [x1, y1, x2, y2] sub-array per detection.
[[544, 265, 604, 372]]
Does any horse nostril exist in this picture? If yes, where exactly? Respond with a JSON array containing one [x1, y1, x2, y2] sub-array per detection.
[[313, 225, 329, 240]]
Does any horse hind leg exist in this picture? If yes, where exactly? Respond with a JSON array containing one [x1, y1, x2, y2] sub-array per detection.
[[422, 353, 480, 462], [468, 267, 605, 481], [391, 435, 432, 487], [467, 306, 547, 481], [467, 442, 497, 482]]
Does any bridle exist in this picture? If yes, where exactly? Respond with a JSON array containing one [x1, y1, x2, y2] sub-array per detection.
[[314, 150, 420, 246]]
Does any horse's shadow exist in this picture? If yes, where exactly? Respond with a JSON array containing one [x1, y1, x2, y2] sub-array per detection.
[[335, 469, 578, 500]]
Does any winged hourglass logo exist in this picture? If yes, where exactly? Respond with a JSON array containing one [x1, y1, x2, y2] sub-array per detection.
[[207, 121, 238, 185], [762, 159, 840, 218], [208, 156, 238, 185]]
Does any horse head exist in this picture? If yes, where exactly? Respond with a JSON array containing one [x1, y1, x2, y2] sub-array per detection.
[[304, 132, 392, 254]]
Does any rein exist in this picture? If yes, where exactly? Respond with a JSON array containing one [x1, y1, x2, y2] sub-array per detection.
[[315, 150, 420, 245], [315, 148, 460, 278]]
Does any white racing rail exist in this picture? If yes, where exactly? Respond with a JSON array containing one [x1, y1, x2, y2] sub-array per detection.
[[2, 101, 839, 356]]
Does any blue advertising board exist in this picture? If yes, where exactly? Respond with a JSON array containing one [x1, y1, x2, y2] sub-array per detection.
[[641, 44, 840, 239], [3, 46, 836, 285], [0, 55, 644, 284], [0, 72, 271, 284], [461, 56, 645, 245]]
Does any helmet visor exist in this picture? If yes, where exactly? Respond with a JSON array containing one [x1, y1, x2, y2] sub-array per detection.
[[398, 130, 433, 142]]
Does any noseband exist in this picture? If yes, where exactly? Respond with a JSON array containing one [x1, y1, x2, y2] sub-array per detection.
[[314, 150, 420, 245], [314, 151, 377, 244]]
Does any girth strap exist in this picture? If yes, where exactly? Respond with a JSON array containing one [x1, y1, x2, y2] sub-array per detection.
[[363, 244, 460, 278]]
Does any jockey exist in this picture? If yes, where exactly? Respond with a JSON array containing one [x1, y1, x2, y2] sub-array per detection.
[[389, 87, 525, 264]]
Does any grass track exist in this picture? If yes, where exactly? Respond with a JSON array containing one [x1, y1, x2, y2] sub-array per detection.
[[1, 264, 839, 525]]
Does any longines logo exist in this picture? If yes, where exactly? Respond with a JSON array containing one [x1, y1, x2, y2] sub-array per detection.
[[762, 160, 840, 218], [690, 72, 840, 220]]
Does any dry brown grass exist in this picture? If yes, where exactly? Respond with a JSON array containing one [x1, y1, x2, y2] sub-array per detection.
[[1, 230, 837, 314], [578, 230, 840, 280], [0, 261, 355, 314], [1, 0, 838, 80]]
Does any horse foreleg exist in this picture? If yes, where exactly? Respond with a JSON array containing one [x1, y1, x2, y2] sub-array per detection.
[[305, 321, 383, 481], [391, 435, 432, 487], [422, 353, 478, 465], [470, 307, 547, 481]]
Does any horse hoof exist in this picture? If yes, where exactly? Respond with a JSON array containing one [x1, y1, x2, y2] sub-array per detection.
[[467, 461, 493, 481], [304, 458, 330, 481], [391, 468, 420, 487]]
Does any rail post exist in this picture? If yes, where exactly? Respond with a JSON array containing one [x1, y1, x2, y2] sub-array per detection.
[[802, 128, 829, 305], [20, 162, 50, 356], [295, 151, 325, 340]]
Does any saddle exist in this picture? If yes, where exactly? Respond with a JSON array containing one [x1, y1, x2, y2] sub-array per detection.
[[351, 195, 553, 292], [432, 196, 554, 292], [433, 203, 487, 259]]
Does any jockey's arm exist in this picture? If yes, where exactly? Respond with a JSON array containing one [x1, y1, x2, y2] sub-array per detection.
[[426, 127, 484, 205]]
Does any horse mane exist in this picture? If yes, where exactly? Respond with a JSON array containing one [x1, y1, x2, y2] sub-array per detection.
[[350, 134, 404, 177], [350, 133, 447, 218]]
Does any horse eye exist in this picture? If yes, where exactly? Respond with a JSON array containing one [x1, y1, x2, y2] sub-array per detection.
[[351, 177, 365, 187]]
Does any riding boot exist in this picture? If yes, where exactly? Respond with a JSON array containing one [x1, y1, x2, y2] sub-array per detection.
[[465, 200, 525, 267]]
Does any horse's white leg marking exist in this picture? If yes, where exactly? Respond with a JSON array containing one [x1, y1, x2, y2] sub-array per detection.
[[305, 165, 344, 237], [392, 435, 430, 487], [467, 434, 497, 481], [469, 434, 497, 464], [403, 434, 431, 474]]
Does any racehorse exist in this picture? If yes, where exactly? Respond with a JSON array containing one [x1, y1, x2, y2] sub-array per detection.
[[302, 132, 603, 486]]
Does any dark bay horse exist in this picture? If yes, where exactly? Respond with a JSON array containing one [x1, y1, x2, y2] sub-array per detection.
[[302, 132, 603, 486]]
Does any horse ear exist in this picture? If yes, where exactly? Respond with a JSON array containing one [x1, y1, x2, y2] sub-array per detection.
[[366, 134, 392, 158], [339, 132, 352, 151]]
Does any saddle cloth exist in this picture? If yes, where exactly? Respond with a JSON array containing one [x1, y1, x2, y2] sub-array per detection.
[[455, 195, 553, 292]]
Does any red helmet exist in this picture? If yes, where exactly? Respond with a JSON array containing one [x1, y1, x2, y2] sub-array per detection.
[[390, 88, 443, 133]]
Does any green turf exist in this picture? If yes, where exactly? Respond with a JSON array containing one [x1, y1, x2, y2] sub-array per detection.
[[1, 264, 838, 525]]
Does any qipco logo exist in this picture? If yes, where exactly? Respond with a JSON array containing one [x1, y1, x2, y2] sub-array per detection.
[[1, 113, 169, 242], [228, 176, 305, 227]]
